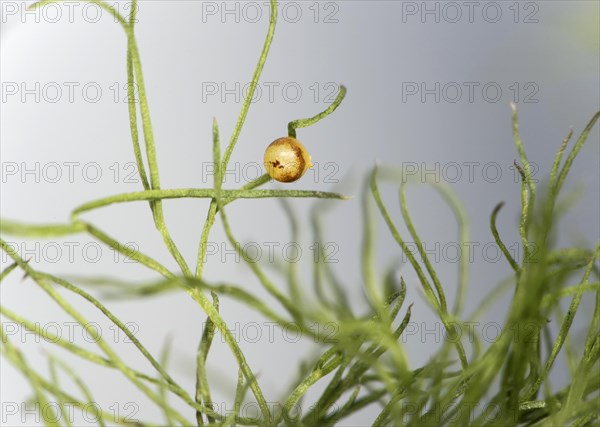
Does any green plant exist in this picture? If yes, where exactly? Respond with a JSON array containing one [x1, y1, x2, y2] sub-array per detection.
[[1, 1, 599, 426]]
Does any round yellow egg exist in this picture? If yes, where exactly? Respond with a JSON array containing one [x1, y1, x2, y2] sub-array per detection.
[[264, 137, 313, 183]]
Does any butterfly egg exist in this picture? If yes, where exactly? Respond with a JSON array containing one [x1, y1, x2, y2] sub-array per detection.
[[264, 137, 313, 183]]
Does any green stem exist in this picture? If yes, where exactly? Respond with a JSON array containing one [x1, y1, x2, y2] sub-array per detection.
[[1, 240, 191, 425], [221, 0, 278, 176], [288, 85, 347, 138], [490, 202, 521, 275], [72, 188, 348, 218]]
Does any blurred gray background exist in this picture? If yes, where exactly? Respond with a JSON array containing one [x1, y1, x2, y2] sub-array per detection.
[[1, 1, 599, 425]]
